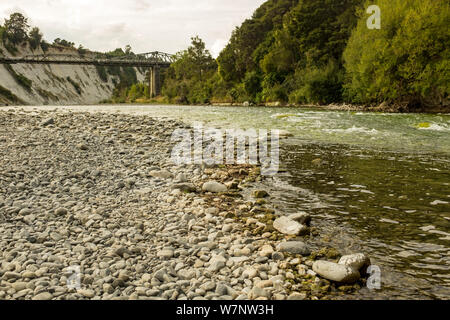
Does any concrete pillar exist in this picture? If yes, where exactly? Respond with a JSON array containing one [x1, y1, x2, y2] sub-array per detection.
[[149, 66, 161, 98], [149, 67, 154, 98], [154, 65, 161, 97]]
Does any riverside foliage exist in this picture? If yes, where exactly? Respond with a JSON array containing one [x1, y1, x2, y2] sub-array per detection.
[[161, 0, 448, 110]]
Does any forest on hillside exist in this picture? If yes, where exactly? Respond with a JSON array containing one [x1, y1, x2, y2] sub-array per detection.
[[162, 0, 449, 111]]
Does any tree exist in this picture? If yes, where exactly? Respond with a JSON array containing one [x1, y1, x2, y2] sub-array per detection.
[[124, 45, 132, 55], [53, 38, 75, 47], [28, 27, 43, 50], [343, 0, 449, 108], [162, 36, 217, 104], [4, 12, 30, 44]]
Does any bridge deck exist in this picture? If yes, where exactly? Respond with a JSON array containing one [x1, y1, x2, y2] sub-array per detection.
[[0, 52, 174, 68], [0, 58, 171, 68]]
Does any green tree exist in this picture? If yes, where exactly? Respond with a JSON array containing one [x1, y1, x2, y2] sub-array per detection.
[[4, 12, 30, 44], [217, 0, 298, 83], [343, 0, 449, 108], [28, 27, 43, 50], [162, 36, 217, 104]]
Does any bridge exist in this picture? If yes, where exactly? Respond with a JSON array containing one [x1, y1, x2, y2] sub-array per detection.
[[0, 51, 176, 97]]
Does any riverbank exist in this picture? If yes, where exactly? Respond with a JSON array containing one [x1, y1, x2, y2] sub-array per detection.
[[95, 97, 449, 114], [0, 108, 373, 300]]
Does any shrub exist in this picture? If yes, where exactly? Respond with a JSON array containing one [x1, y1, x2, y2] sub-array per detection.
[[66, 76, 82, 95], [96, 65, 108, 82], [0, 85, 23, 104], [289, 60, 344, 104]]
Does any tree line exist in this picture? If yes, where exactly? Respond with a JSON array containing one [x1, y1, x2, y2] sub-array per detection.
[[162, 0, 449, 110]]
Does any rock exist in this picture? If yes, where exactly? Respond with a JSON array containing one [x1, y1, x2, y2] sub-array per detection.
[[2, 272, 21, 280], [11, 282, 28, 291], [55, 207, 68, 216], [78, 289, 95, 298], [77, 143, 88, 151], [276, 241, 310, 256], [118, 271, 130, 282], [338, 253, 371, 274], [273, 217, 308, 236], [41, 118, 54, 127], [288, 212, 311, 226], [312, 261, 360, 283], [18, 208, 32, 216], [288, 292, 307, 300], [252, 190, 269, 199], [215, 283, 230, 296], [175, 173, 188, 182], [32, 292, 53, 300], [22, 271, 37, 279], [157, 249, 174, 259], [200, 282, 216, 292], [243, 101, 250, 107], [150, 169, 173, 179], [208, 256, 227, 272], [205, 207, 219, 215], [154, 269, 168, 282], [202, 181, 227, 193], [271, 252, 284, 261], [178, 269, 196, 280], [172, 183, 196, 193], [242, 267, 258, 279], [260, 245, 274, 258], [249, 287, 270, 300], [222, 224, 233, 233]]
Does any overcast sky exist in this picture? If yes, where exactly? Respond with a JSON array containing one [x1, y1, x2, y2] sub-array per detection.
[[0, 0, 266, 57]]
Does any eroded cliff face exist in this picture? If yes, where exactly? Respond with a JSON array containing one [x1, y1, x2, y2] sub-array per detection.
[[0, 42, 146, 105]]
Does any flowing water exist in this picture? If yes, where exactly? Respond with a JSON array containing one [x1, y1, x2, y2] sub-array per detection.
[[11, 104, 450, 299]]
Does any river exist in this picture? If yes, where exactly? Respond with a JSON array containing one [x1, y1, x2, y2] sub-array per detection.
[[11, 104, 450, 299]]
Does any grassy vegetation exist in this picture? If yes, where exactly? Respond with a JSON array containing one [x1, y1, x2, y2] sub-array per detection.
[[0, 85, 24, 104], [5, 64, 33, 91], [36, 88, 59, 101], [66, 76, 82, 95], [95, 65, 108, 82]]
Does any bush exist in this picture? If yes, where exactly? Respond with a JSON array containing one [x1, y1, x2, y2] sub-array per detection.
[[289, 60, 344, 104], [66, 77, 82, 95], [343, 0, 449, 108], [96, 65, 108, 82], [40, 40, 50, 52], [5, 65, 32, 91], [0, 85, 23, 104]]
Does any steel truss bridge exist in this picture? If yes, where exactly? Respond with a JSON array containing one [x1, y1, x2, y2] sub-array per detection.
[[0, 51, 176, 96]]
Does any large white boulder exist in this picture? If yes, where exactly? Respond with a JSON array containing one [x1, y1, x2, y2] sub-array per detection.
[[273, 216, 308, 236], [312, 261, 361, 283], [202, 181, 227, 193]]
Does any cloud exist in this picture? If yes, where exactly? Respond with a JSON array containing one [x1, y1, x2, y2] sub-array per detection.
[[0, 0, 266, 54]]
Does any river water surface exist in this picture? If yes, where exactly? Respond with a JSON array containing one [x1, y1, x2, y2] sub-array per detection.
[[14, 104, 450, 299]]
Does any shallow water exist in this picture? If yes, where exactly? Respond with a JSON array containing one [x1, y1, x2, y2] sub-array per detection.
[[10, 104, 450, 299]]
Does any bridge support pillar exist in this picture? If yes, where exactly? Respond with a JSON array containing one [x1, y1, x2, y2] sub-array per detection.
[[149, 66, 161, 98]]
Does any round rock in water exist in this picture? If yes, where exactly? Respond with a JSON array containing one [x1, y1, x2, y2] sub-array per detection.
[[312, 261, 360, 284]]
